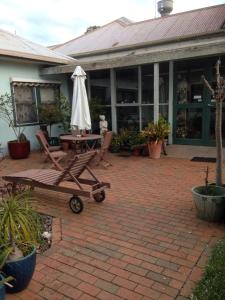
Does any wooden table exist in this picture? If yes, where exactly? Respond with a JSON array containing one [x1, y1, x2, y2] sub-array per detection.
[[60, 134, 102, 153]]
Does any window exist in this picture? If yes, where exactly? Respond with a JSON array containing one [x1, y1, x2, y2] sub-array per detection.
[[11, 81, 60, 125], [89, 70, 111, 132], [116, 68, 138, 104]]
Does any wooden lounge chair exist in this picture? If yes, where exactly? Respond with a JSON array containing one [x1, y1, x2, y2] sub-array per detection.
[[36, 130, 67, 170], [3, 151, 110, 214], [92, 131, 113, 168]]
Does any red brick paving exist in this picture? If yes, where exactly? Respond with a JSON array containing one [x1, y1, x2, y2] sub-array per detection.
[[1, 152, 225, 300]]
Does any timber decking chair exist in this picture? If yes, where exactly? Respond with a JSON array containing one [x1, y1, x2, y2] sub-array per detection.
[[92, 131, 113, 168], [36, 130, 67, 170], [3, 151, 110, 214]]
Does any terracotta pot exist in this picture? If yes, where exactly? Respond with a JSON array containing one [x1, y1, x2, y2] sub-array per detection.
[[132, 148, 141, 156], [8, 140, 30, 159], [147, 140, 162, 159]]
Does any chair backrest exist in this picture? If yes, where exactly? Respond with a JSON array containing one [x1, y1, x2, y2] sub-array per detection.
[[36, 131, 63, 171], [56, 151, 96, 184], [36, 130, 49, 153], [101, 131, 113, 154]]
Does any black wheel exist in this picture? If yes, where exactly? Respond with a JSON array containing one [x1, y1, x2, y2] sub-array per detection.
[[93, 190, 106, 202], [69, 196, 83, 214]]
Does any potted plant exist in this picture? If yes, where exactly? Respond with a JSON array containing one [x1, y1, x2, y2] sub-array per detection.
[[191, 60, 225, 221], [110, 135, 121, 153], [142, 116, 170, 159], [38, 102, 62, 146], [129, 132, 146, 156], [0, 191, 43, 293], [118, 129, 132, 156], [0, 94, 30, 159], [57, 94, 72, 151]]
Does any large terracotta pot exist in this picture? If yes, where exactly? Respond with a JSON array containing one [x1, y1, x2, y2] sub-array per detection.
[[8, 140, 30, 159], [147, 140, 162, 159]]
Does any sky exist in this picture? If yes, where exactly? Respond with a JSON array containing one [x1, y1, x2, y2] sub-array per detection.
[[0, 0, 224, 46]]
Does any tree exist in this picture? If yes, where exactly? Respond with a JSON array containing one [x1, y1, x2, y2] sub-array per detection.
[[202, 59, 225, 186]]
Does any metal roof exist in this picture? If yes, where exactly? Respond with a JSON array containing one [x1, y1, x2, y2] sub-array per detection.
[[0, 29, 75, 64], [54, 4, 225, 57]]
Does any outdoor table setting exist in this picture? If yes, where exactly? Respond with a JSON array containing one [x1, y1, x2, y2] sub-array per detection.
[[60, 133, 101, 153]]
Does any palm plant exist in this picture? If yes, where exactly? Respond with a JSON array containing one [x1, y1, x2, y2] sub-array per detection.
[[0, 191, 43, 261]]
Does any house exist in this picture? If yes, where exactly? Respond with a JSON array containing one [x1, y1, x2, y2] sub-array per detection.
[[42, 2, 225, 146], [0, 29, 74, 153]]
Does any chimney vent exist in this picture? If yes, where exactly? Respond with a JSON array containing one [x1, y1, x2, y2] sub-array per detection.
[[157, 0, 173, 17]]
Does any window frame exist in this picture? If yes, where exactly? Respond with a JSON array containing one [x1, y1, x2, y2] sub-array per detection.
[[11, 79, 61, 127]]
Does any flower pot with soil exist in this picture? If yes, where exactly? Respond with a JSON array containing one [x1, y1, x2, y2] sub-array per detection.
[[147, 140, 162, 159], [142, 116, 170, 159]]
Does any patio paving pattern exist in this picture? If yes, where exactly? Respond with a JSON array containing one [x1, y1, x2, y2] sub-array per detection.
[[1, 152, 225, 300]]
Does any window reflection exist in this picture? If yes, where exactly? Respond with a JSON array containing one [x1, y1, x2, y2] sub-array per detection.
[[209, 108, 225, 140], [142, 106, 153, 129], [142, 65, 153, 104], [89, 70, 111, 133], [116, 68, 138, 104], [176, 108, 202, 139], [117, 107, 139, 131]]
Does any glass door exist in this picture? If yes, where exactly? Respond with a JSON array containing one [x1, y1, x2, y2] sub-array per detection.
[[174, 61, 206, 145], [174, 57, 225, 146]]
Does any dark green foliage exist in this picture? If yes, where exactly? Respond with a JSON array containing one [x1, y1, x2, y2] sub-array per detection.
[[110, 130, 146, 152], [192, 238, 225, 300]]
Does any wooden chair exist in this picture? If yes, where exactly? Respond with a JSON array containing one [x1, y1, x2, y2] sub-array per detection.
[[3, 151, 110, 214], [92, 131, 113, 168], [36, 130, 67, 170]]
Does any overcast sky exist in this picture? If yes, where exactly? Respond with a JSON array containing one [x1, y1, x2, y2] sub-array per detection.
[[0, 0, 224, 46]]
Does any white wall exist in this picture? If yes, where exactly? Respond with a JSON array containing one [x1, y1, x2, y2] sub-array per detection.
[[0, 59, 69, 154]]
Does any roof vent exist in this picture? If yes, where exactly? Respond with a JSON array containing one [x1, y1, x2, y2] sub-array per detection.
[[157, 0, 173, 17]]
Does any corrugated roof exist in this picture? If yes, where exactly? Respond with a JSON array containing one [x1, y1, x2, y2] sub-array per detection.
[[54, 4, 225, 57], [0, 29, 75, 64]]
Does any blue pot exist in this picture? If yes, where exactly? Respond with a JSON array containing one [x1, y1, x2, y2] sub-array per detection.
[[3, 247, 36, 293], [0, 274, 6, 300]]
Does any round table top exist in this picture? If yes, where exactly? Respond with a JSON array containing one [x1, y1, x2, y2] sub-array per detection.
[[60, 134, 102, 142]]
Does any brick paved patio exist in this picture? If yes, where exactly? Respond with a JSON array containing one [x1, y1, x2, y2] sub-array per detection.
[[1, 152, 225, 300]]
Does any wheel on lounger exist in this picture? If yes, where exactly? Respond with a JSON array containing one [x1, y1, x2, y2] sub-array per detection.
[[69, 196, 83, 213], [93, 190, 106, 202]]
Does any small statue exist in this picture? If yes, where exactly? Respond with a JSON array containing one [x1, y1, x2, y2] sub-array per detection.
[[99, 115, 108, 136]]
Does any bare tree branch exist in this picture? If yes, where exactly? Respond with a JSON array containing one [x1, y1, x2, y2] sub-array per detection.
[[201, 75, 215, 96]]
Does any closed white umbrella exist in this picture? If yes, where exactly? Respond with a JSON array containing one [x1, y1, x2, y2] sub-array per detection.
[[70, 66, 91, 131]]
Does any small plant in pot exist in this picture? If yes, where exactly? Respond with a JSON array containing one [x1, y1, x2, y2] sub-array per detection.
[[0, 191, 43, 293], [142, 116, 170, 159], [0, 94, 30, 159], [191, 59, 225, 222], [129, 132, 146, 156], [38, 102, 62, 146]]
